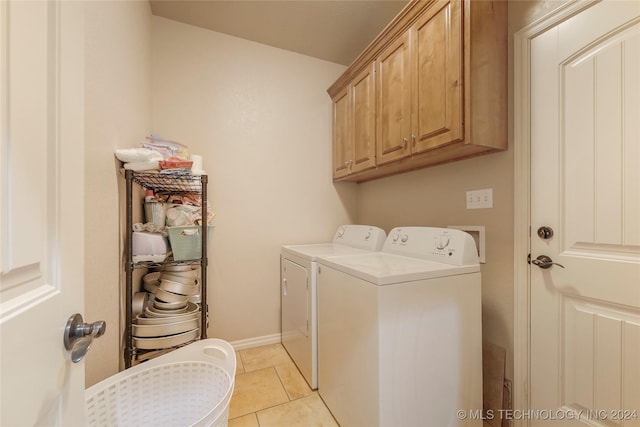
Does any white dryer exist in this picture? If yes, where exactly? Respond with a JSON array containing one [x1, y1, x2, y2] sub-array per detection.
[[317, 227, 482, 427], [281, 225, 386, 389]]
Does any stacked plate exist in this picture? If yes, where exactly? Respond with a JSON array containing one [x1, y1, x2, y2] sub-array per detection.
[[142, 271, 161, 294], [133, 265, 202, 350]]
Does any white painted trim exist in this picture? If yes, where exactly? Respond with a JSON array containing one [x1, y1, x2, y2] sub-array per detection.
[[0, 0, 8, 280], [513, 2, 599, 426], [513, 21, 532, 426], [229, 333, 282, 351]]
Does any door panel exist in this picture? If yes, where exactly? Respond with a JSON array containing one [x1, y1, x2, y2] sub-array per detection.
[[376, 31, 411, 165], [412, 0, 462, 153], [530, 2, 640, 425], [332, 87, 351, 178], [563, 28, 640, 251], [562, 297, 640, 417], [351, 63, 376, 173]]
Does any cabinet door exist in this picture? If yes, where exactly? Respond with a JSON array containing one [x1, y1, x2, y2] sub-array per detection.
[[351, 63, 377, 173], [376, 30, 412, 165], [412, 0, 463, 153], [332, 87, 352, 179]]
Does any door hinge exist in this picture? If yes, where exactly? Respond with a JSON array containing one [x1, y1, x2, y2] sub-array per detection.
[[527, 253, 532, 264], [318, 266, 321, 274]]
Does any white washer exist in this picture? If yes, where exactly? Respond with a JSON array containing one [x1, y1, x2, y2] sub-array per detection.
[[281, 225, 386, 389], [318, 227, 482, 427]]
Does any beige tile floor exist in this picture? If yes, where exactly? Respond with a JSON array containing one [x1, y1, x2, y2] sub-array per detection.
[[229, 343, 338, 427], [228, 343, 493, 427]]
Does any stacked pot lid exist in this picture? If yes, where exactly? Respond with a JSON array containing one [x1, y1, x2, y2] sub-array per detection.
[[134, 265, 202, 350]]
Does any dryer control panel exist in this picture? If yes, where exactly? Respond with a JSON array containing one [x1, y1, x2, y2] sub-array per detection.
[[383, 227, 479, 265], [332, 225, 386, 251]]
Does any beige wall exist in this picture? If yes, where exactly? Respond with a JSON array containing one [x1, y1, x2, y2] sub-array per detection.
[[151, 17, 357, 342], [84, 1, 152, 387]]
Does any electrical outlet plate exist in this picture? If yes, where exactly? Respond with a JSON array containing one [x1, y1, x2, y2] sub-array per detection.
[[466, 188, 493, 209], [447, 225, 485, 263]]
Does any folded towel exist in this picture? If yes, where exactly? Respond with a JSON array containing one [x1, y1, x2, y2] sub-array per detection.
[[124, 160, 160, 171], [115, 148, 163, 163]]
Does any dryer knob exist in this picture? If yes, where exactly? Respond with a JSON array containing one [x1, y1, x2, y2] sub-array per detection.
[[436, 235, 451, 250]]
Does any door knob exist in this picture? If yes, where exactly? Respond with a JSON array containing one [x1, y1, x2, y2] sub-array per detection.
[[63, 313, 106, 363], [537, 226, 554, 239], [531, 255, 564, 270]]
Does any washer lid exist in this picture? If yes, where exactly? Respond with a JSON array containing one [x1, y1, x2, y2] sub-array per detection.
[[318, 252, 480, 285], [282, 243, 368, 262]]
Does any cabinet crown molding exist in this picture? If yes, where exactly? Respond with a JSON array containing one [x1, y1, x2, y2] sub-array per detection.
[[327, 0, 435, 98]]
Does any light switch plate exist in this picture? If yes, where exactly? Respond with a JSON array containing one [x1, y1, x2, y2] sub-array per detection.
[[466, 188, 493, 209]]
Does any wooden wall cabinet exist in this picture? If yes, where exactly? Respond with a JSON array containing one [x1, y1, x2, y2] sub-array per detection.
[[328, 0, 507, 182], [411, 0, 463, 154], [376, 30, 412, 165], [332, 62, 376, 179]]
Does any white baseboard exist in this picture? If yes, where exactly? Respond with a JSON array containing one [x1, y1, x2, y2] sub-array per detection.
[[229, 333, 282, 351]]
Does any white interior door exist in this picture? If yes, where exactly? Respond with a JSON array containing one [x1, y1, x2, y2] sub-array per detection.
[[1, 1, 86, 425], [530, 1, 640, 426]]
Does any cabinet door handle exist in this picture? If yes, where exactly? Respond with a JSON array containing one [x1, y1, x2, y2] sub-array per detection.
[[402, 137, 408, 146], [345, 160, 353, 168], [411, 134, 416, 143]]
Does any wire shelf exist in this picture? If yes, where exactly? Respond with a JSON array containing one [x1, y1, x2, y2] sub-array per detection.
[[131, 172, 205, 194], [123, 168, 210, 368], [131, 257, 203, 270]]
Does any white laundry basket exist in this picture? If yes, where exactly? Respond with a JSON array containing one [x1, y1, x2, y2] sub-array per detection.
[[85, 339, 236, 427]]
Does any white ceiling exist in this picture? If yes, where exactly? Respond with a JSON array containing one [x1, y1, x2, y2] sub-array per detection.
[[149, 0, 409, 66]]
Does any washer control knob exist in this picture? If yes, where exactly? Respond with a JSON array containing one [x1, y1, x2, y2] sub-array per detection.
[[392, 233, 400, 242], [436, 235, 451, 250], [401, 234, 408, 243], [337, 227, 345, 238], [365, 231, 371, 240]]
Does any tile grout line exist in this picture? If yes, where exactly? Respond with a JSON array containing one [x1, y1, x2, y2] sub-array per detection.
[[236, 350, 246, 374], [229, 366, 290, 421], [273, 363, 295, 402], [230, 344, 334, 426], [230, 374, 305, 420]]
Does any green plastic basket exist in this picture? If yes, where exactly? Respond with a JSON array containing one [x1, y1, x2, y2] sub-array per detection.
[[167, 225, 214, 261]]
